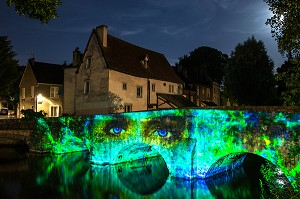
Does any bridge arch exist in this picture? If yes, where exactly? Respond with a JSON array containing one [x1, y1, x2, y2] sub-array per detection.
[[114, 143, 163, 164], [206, 152, 295, 198], [0, 134, 30, 152]]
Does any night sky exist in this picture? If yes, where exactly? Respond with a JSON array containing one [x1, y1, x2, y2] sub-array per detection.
[[0, 0, 285, 68]]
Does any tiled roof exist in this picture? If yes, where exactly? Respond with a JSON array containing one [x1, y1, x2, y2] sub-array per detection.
[[201, 101, 218, 106], [158, 93, 198, 108], [29, 59, 64, 85], [94, 31, 183, 84]]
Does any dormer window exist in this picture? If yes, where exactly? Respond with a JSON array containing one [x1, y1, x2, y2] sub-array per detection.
[[86, 57, 92, 69], [141, 54, 150, 68]]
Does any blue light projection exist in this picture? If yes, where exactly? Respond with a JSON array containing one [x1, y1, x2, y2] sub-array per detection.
[[33, 108, 300, 193]]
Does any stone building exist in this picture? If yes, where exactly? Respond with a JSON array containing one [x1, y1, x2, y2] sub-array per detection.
[[174, 64, 220, 107], [64, 25, 196, 115], [19, 58, 64, 117]]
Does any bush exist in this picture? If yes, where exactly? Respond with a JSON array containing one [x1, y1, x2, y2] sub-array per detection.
[[21, 109, 47, 120]]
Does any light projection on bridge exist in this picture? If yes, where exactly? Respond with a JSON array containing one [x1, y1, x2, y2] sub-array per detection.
[[34, 108, 300, 194]]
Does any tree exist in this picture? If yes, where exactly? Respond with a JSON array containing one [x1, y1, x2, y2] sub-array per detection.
[[264, 0, 300, 58], [224, 36, 276, 105], [176, 46, 228, 84], [6, 0, 62, 23], [276, 61, 300, 106], [0, 36, 22, 106], [275, 60, 297, 105], [264, 0, 300, 106], [108, 91, 124, 113]]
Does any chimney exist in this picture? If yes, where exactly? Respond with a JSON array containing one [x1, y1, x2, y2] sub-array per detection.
[[96, 25, 108, 47], [73, 47, 81, 67], [28, 58, 35, 67]]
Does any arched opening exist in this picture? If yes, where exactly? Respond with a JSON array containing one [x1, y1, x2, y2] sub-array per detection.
[[114, 143, 162, 164], [0, 139, 29, 163], [205, 152, 295, 198], [114, 143, 169, 195]]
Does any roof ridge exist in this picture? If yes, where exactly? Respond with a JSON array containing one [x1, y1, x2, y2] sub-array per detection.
[[107, 34, 164, 56]]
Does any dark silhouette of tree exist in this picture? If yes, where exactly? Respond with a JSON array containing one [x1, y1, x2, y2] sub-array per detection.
[[176, 46, 228, 84], [275, 60, 297, 105], [6, 0, 62, 23], [264, 0, 300, 106], [224, 36, 276, 105], [0, 36, 22, 107]]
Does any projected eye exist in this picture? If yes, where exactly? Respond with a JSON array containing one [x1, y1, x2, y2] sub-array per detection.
[[109, 127, 125, 135], [154, 128, 172, 138]]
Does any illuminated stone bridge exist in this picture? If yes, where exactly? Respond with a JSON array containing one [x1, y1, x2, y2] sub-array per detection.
[[1, 108, 299, 193]]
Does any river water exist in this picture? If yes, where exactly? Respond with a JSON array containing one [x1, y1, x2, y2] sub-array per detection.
[[0, 146, 295, 199]]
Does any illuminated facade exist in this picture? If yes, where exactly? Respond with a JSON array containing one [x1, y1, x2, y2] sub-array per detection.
[[63, 25, 195, 115], [32, 108, 299, 192], [19, 58, 64, 117]]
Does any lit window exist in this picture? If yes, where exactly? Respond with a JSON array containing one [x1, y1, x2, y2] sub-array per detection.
[[86, 57, 91, 69], [21, 88, 25, 99], [122, 83, 127, 90], [84, 80, 90, 95], [50, 87, 59, 98], [31, 86, 34, 98], [151, 84, 155, 92], [137, 86, 142, 98], [169, 85, 174, 93], [50, 105, 59, 117], [124, 105, 132, 112]]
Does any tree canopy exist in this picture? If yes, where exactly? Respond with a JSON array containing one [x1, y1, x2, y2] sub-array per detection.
[[264, 0, 300, 106], [0, 36, 22, 104], [176, 46, 228, 84], [6, 0, 62, 23], [264, 0, 300, 57], [224, 36, 276, 105]]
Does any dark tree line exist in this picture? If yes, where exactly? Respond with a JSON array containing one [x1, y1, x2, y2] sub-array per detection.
[[0, 36, 23, 108]]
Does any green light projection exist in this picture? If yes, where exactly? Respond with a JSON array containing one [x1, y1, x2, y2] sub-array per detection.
[[34, 108, 300, 193]]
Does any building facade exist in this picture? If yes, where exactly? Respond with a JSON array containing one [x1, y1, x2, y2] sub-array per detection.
[[175, 64, 221, 107], [64, 25, 195, 115], [19, 59, 64, 117]]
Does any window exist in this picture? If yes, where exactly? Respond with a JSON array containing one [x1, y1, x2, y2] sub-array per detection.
[[122, 82, 127, 90], [137, 86, 142, 98], [31, 86, 34, 98], [169, 85, 174, 93], [207, 88, 211, 98], [50, 87, 59, 98], [84, 80, 90, 95], [21, 88, 25, 99], [86, 57, 91, 69], [177, 85, 183, 94], [50, 105, 59, 117], [151, 84, 156, 92], [124, 105, 132, 112]]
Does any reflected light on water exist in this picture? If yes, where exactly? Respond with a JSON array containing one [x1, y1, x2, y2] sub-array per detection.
[[0, 149, 297, 198]]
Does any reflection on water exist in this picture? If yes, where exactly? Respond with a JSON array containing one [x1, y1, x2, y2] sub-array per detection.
[[0, 148, 297, 198]]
